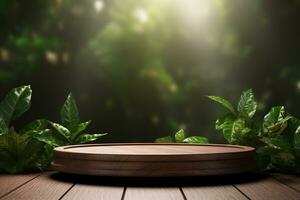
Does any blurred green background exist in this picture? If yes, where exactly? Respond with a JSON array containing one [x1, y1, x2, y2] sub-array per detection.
[[1, 0, 300, 142]]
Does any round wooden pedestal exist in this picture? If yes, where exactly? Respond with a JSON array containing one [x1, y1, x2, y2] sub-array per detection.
[[52, 143, 256, 177]]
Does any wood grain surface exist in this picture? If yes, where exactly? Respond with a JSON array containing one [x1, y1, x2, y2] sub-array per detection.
[[124, 187, 184, 200], [62, 185, 124, 200], [0, 172, 299, 200], [1, 172, 73, 200], [0, 173, 40, 198], [182, 185, 248, 200], [52, 143, 255, 177], [273, 174, 300, 192], [54, 143, 255, 161], [234, 177, 300, 200]]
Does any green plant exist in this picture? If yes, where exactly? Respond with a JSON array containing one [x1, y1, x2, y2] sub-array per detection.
[[155, 129, 209, 144], [43, 93, 107, 147], [0, 86, 108, 174], [0, 86, 51, 173], [208, 89, 300, 174]]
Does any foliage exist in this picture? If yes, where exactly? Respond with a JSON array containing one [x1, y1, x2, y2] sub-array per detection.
[[46, 93, 107, 146], [208, 89, 300, 174], [0, 86, 107, 173], [155, 129, 209, 144], [0, 86, 51, 173]]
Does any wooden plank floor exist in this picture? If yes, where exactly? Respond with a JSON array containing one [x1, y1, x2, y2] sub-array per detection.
[[0, 172, 299, 200]]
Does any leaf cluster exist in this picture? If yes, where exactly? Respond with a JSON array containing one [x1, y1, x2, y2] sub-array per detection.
[[46, 93, 107, 146], [0, 86, 106, 173], [208, 89, 300, 173]]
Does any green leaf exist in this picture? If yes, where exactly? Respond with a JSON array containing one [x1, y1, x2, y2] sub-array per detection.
[[207, 96, 235, 114], [60, 93, 80, 132], [289, 116, 300, 132], [294, 126, 300, 157], [0, 85, 32, 126], [175, 129, 185, 142], [21, 139, 45, 171], [20, 119, 48, 134], [216, 117, 251, 144], [34, 144, 53, 171], [0, 129, 43, 173], [231, 118, 252, 144], [75, 133, 107, 144], [237, 89, 257, 118], [32, 129, 65, 147], [0, 116, 8, 135], [154, 136, 174, 143], [271, 151, 296, 172], [263, 106, 291, 136], [255, 147, 272, 171], [183, 136, 209, 144], [49, 122, 71, 141], [261, 136, 292, 151], [70, 121, 91, 142], [216, 115, 234, 142]]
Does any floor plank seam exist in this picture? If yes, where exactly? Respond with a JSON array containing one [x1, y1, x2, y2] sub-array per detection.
[[232, 184, 251, 200], [179, 187, 187, 200], [271, 177, 300, 193], [58, 183, 75, 200], [0, 174, 41, 199], [121, 187, 127, 200]]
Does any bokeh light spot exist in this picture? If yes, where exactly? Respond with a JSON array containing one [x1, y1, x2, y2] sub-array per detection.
[[45, 50, 58, 65], [0, 48, 10, 62], [94, 0, 104, 12], [134, 8, 149, 24]]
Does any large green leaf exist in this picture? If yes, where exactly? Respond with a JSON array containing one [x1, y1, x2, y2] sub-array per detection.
[[207, 96, 235, 114], [183, 136, 209, 144], [237, 89, 257, 118], [231, 118, 252, 144], [70, 120, 91, 142], [32, 129, 65, 147], [216, 115, 233, 142], [75, 133, 107, 144], [216, 117, 251, 144], [49, 122, 71, 141], [175, 129, 185, 142], [0, 85, 32, 126], [154, 136, 174, 143], [20, 119, 48, 134], [263, 106, 291, 136], [60, 93, 80, 132]]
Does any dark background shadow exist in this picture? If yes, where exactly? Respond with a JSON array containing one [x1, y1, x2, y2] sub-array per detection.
[[2, 0, 300, 142]]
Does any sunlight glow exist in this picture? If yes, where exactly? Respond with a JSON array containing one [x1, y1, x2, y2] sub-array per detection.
[[134, 8, 149, 24], [176, 0, 214, 34], [94, 0, 104, 12], [180, 0, 212, 22]]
